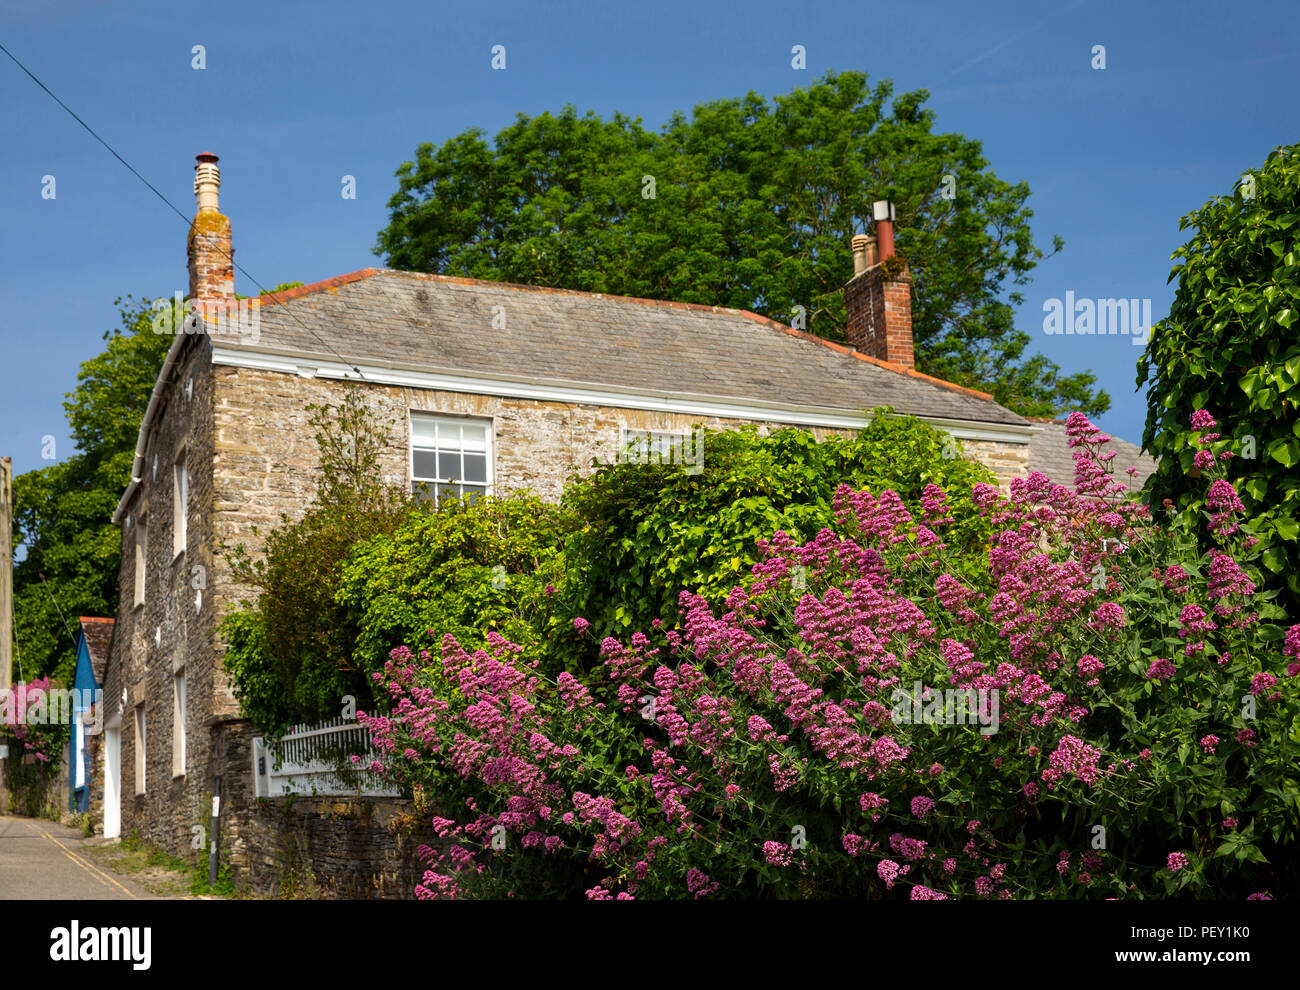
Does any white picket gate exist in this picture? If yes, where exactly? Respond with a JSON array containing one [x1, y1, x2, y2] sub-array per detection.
[[252, 717, 399, 797]]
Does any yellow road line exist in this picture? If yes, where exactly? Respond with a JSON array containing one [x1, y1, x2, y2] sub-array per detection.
[[21, 819, 139, 899]]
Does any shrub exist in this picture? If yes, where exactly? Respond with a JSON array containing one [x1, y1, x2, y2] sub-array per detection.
[[337, 493, 568, 682], [558, 412, 998, 672], [361, 411, 1297, 899], [1138, 141, 1300, 615]]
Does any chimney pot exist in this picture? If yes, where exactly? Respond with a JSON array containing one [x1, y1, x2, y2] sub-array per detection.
[[188, 152, 234, 302], [851, 234, 879, 275], [873, 200, 896, 262]]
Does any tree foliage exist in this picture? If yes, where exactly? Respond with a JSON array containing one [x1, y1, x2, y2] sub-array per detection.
[[1138, 142, 1300, 614], [375, 70, 1106, 418], [11, 296, 172, 683]]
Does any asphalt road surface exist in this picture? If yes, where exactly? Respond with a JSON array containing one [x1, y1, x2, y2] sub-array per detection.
[[0, 814, 162, 899]]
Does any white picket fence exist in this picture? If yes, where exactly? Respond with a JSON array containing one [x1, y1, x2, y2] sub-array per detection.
[[252, 717, 399, 797]]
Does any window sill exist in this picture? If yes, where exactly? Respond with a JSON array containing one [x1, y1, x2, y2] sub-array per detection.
[[172, 548, 185, 564]]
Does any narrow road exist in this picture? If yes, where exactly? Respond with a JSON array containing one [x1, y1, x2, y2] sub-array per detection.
[[0, 814, 165, 899]]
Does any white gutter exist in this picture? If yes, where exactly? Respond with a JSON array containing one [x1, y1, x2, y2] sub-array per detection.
[[209, 346, 1038, 446], [111, 332, 190, 526]]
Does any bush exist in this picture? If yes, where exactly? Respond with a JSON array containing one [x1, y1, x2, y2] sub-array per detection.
[[1138, 141, 1300, 615], [361, 411, 1297, 899], [337, 493, 568, 682], [558, 412, 998, 672]]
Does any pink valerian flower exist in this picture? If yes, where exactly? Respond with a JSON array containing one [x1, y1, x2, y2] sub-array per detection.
[[928, 762, 944, 777], [1162, 564, 1190, 592], [767, 754, 799, 791], [747, 715, 776, 742], [877, 859, 903, 889], [1199, 735, 1220, 754], [1222, 817, 1238, 830], [1145, 658, 1177, 680], [1250, 672, 1278, 697], [685, 869, 719, 899], [1237, 728, 1258, 748], [723, 784, 741, 801], [1206, 480, 1246, 534], [1042, 735, 1103, 787], [919, 484, 954, 524], [762, 841, 794, 866], [842, 834, 865, 857], [555, 671, 592, 710], [1284, 624, 1300, 677], [573, 617, 591, 633], [1246, 892, 1273, 900], [942, 858, 957, 874], [1087, 602, 1126, 631], [890, 834, 928, 861], [1167, 852, 1189, 873], [1191, 409, 1218, 432], [1023, 781, 1039, 799], [1139, 748, 1152, 760], [1193, 449, 1216, 471], [910, 885, 948, 900], [1076, 654, 1105, 686], [911, 796, 936, 819], [860, 792, 888, 811], [1177, 604, 1217, 640], [1207, 553, 1255, 613]]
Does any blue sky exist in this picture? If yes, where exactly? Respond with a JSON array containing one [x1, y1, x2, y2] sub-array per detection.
[[2, 0, 1297, 481]]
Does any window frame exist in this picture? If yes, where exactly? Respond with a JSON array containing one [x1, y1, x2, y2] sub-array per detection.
[[134, 705, 147, 795], [172, 668, 186, 778], [133, 512, 148, 608], [173, 453, 188, 560], [408, 411, 494, 507]]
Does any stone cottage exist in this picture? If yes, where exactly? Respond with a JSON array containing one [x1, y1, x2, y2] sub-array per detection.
[[101, 153, 1043, 889]]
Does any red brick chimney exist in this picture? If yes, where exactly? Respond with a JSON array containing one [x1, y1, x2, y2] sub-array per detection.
[[844, 200, 914, 370], [187, 152, 234, 301]]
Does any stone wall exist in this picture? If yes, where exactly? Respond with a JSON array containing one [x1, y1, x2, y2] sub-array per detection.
[[963, 438, 1030, 491], [108, 332, 220, 853]]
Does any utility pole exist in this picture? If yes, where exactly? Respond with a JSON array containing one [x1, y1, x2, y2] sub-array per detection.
[[1, 456, 12, 693]]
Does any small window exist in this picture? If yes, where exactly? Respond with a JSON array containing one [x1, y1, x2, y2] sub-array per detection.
[[410, 414, 492, 506], [172, 670, 186, 777], [173, 456, 188, 558], [134, 706, 147, 795], [618, 428, 704, 472], [134, 515, 148, 607]]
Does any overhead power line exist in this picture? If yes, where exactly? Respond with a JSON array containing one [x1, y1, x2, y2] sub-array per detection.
[[0, 40, 369, 381]]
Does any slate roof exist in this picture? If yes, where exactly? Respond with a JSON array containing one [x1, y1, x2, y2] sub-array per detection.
[[78, 617, 114, 683], [214, 269, 1029, 429], [1026, 417, 1158, 494]]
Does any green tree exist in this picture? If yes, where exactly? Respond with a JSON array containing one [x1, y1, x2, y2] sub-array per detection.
[[1137, 142, 1300, 614], [11, 296, 173, 683], [375, 70, 1106, 418]]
